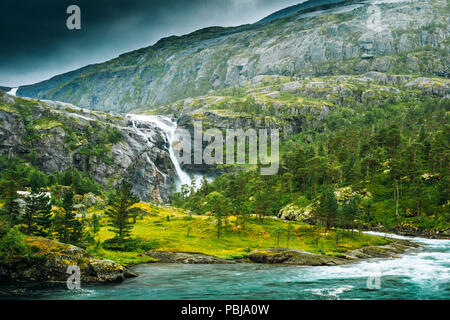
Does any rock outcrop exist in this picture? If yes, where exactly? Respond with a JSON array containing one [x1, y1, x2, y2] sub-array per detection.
[[0, 91, 175, 202], [247, 239, 420, 266], [278, 203, 314, 223], [342, 239, 421, 260], [0, 237, 137, 283], [248, 248, 347, 266], [140, 251, 234, 264]]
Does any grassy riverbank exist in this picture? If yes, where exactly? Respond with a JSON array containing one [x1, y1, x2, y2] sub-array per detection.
[[87, 203, 391, 265]]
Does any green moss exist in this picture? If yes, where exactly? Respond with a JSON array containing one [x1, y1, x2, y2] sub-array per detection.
[[90, 250, 158, 266], [0, 103, 17, 113], [33, 118, 63, 131]]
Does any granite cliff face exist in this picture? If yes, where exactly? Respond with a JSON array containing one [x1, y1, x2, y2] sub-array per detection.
[[0, 91, 176, 202], [17, 0, 449, 112]]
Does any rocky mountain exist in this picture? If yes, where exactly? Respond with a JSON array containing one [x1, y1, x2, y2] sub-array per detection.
[[257, 0, 353, 24], [17, 0, 449, 113], [0, 90, 176, 202]]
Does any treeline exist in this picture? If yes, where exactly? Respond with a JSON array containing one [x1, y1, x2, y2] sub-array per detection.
[[0, 156, 100, 248], [0, 153, 142, 263], [173, 97, 449, 232], [0, 155, 101, 196]]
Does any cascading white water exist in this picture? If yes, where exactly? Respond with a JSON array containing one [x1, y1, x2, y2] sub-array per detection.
[[7, 87, 18, 96], [126, 114, 191, 191]]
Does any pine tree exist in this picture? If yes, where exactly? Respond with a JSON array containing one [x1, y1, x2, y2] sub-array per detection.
[[233, 171, 247, 229], [342, 197, 358, 231], [70, 216, 85, 246], [317, 185, 338, 230], [253, 178, 270, 222], [286, 223, 295, 248], [28, 170, 46, 191], [62, 189, 76, 243], [205, 191, 229, 239], [0, 171, 22, 223], [91, 213, 101, 239], [53, 189, 79, 244], [105, 181, 139, 244], [199, 175, 209, 196], [283, 172, 294, 202], [22, 190, 52, 236], [274, 226, 283, 248]]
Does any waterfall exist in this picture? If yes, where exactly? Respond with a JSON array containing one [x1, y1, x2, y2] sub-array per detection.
[[126, 114, 191, 191], [7, 88, 18, 96]]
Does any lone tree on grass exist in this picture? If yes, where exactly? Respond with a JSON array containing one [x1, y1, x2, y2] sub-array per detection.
[[286, 223, 295, 248], [105, 181, 139, 245], [205, 191, 229, 239], [274, 226, 284, 248]]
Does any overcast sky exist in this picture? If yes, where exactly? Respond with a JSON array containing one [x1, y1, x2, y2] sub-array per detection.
[[0, 0, 301, 87]]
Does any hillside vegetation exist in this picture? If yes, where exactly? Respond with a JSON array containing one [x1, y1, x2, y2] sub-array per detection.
[[172, 73, 449, 236], [18, 0, 449, 112]]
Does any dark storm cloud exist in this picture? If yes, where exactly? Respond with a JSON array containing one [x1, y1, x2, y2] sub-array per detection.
[[0, 0, 300, 86]]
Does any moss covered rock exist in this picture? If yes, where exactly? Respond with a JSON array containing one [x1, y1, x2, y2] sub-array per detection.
[[248, 248, 347, 266], [278, 203, 314, 223], [248, 239, 420, 266], [140, 251, 234, 264], [0, 237, 137, 283]]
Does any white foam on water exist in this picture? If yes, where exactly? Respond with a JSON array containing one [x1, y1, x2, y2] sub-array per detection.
[[6, 87, 18, 96], [284, 233, 450, 297], [304, 285, 354, 300], [363, 231, 449, 246]]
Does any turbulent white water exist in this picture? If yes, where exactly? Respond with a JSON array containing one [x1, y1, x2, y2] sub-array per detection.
[[6, 87, 18, 96], [126, 114, 191, 191], [0, 232, 448, 299]]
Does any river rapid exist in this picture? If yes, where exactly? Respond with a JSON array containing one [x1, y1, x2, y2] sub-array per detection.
[[0, 233, 448, 300]]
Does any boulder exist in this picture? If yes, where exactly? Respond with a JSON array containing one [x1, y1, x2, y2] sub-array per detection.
[[248, 248, 346, 266], [278, 203, 314, 223], [0, 237, 137, 283], [140, 251, 234, 264], [82, 192, 99, 207], [265, 91, 280, 99], [248, 239, 420, 266], [343, 239, 421, 260]]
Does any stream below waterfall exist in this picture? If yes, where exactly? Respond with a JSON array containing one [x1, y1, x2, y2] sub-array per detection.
[[0, 233, 448, 300]]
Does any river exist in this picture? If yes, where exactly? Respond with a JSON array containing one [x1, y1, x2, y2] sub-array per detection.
[[0, 233, 448, 300]]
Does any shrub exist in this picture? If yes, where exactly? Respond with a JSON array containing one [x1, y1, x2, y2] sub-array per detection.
[[0, 227, 29, 265]]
